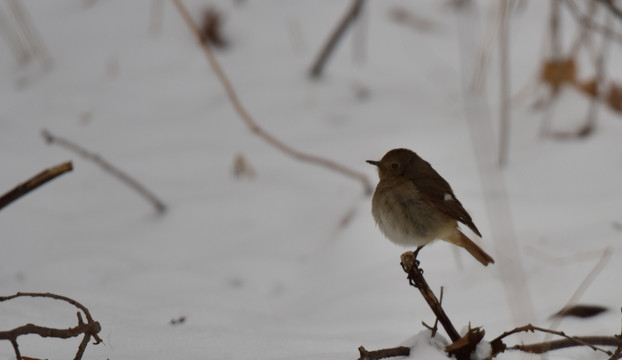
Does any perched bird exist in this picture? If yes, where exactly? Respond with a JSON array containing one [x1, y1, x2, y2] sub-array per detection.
[[367, 148, 494, 266]]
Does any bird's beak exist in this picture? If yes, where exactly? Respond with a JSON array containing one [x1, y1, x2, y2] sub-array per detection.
[[366, 160, 380, 166]]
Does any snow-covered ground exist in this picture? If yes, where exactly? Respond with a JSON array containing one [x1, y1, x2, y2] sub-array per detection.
[[1, 1, 622, 359]]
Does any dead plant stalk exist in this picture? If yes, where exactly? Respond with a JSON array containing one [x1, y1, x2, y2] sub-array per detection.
[[41, 129, 166, 213]]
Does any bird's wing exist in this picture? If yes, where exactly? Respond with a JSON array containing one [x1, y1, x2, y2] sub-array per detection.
[[411, 159, 482, 237]]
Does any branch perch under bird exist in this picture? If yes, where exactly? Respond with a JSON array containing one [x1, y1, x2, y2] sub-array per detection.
[[401, 251, 461, 343], [358, 251, 622, 359], [41, 129, 166, 213], [171, 0, 373, 195]]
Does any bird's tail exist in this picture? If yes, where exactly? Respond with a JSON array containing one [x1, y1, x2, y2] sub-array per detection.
[[449, 230, 495, 266]]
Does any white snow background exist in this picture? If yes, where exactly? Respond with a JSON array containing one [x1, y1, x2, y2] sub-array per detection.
[[1, 1, 622, 359]]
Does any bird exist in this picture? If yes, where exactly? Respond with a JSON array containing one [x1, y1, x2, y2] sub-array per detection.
[[367, 148, 494, 266]]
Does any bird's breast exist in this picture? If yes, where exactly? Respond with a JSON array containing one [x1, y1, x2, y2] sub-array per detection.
[[371, 179, 453, 246]]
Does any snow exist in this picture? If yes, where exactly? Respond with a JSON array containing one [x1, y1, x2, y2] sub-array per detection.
[[401, 330, 450, 360], [1, 1, 622, 359], [473, 340, 492, 360]]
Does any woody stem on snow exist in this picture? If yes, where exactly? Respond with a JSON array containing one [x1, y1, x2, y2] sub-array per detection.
[[400, 250, 461, 342]]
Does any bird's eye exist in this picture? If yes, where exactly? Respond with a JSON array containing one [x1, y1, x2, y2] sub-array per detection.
[[391, 163, 399, 169]]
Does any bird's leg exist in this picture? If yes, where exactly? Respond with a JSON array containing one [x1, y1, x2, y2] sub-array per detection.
[[413, 245, 426, 268], [403, 246, 425, 288]]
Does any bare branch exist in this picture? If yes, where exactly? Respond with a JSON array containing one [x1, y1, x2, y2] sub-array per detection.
[[42, 129, 166, 213], [0, 292, 100, 329], [10, 339, 21, 360], [563, 0, 622, 44], [0, 161, 73, 211], [498, 0, 511, 167], [308, 0, 365, 78], [597, 0, 622, 21], [401, 251, 460, 342], [606, 308, 622, 360], [357, 345, 410, 360], [490, 323, 615, 357], [557, 246, 612, 313], [7, 0, 53, 69], [171, 0, 373, 195], [509, 336, 621, 354], [0, 292, 102, 360], [422, 286, 444, 337], [0, 6, 30, 64]]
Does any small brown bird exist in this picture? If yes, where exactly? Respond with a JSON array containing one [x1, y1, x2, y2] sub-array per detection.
[[367, 148, 494, 266]]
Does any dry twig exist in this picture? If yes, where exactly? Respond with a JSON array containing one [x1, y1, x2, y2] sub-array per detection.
[[511, 336, 621, 354], [597, 0, 622, 22], [389, 6, 438, 32], [553, 7, 613, 139], [564, 0, 622, 44], [42, 129, 166, 213], [611, 309, 622, 360], [357, 345, 410, 360], [0, 161, 73, 211], [401, 250, 460, 342], [0, 6, 30, 64], [498, 0, 511, 166], [0, 292, 102, 360], [359, 251, 483, 360], [422, 286, 444, 336], [171, 0, 373, 195], [556, 247, 612, 317], [360, 249, 621, 359], [489, 323, 619, 357], [308, 0, 365, 78], [7, 0, 53, 69], [401, 250, 485, 360]]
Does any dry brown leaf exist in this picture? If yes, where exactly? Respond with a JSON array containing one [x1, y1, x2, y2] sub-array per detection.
[[576, 78, 599, 98], [540, 58, 577, 94], [446, 326, 485, 359], [233, 154, 256, 179], [606, 82, 622, 113], [200, 7, 228, 48], [552, 304, 608, 319], [170, 316, 186, 325]]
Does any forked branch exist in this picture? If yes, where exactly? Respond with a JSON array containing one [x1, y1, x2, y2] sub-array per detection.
[[0, 292, 102, 360], [360, 251, 622, 359], [359, 251, 485, 360], [563, 0, 622, 44]]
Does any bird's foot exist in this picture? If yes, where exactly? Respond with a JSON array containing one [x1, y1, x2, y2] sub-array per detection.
[[412, 245, 425, 260]]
